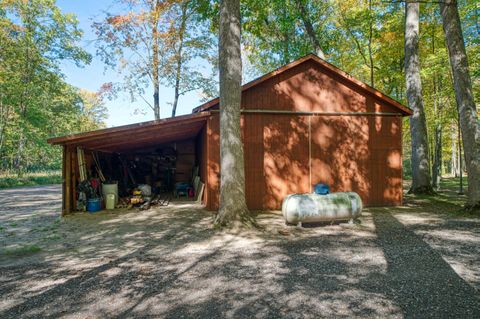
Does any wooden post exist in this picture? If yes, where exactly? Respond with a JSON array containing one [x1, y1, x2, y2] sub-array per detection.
[[62, 146, 67, 216], [71, 147, 77, 211], [64, 146, 72, 215]]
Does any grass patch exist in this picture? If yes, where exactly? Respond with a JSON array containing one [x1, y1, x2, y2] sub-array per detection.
[[439, 176, 468, 190], [403, 176, 480, 217], [1, 245, 42, 256], [0, 170, 61, 189], [44, 234, 61, 241], [37, 217, 61, 233]]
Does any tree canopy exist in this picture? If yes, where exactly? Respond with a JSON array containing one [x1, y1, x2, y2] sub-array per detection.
[[0, 0, 104, 173], [0, 0, 478, 203]]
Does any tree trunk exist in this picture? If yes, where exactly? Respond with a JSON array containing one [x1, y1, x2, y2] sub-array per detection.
[[431, 24, 442, 190], [432, 123, 442, 189], [405, 0, 434, 194], [215, 0, 253, 227], [15, 133, 26, 177], [451, 123, 458, 176], [296, 0, 326, 59], [368, 0, 374, 87], [0, 97, 10, 156], [152, 0, 161, 120], [458, 119, 464, 194], [440, 0, 480, 208], [171, 2, 188, 118], [171, 80, 180, 118], [281, 3, 290, 65]]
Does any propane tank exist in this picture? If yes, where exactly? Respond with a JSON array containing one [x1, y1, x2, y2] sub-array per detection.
[[282, 192, 362, 225]]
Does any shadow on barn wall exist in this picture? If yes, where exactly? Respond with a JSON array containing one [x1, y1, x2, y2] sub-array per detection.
[[204, 58, 402, 210]]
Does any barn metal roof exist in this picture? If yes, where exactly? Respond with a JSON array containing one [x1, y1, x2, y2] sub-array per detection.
[[192, 54, 413, 116], [47, 112, 209, 153]]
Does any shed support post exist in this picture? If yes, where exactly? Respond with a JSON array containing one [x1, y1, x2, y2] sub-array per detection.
[[71, 147, 77, 211], [62, 146, 67, 216], [63, 145, 72, 216]]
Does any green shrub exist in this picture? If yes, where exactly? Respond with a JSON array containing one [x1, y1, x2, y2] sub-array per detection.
[[1, 245, 42, 256], [0, 170, 61, 189]]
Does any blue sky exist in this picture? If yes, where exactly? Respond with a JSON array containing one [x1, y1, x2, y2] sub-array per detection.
[[57, 0, 211, 127]]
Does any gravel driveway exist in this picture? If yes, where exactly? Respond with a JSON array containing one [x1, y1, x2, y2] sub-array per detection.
[[0, 184, 479, 318]]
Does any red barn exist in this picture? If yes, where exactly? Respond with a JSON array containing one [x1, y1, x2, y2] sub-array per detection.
[[49, 54, 412, 215]]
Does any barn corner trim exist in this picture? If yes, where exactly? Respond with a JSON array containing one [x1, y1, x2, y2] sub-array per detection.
[[192, 53, 413, 116]]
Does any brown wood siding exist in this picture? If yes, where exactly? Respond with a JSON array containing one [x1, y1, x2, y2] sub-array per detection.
[[262, 114, 310, 209], [200, 59, 405, 211], [206, 114, 220, 210], [310, 115, 402, 206], [196, 126, 207, 184], [243, 114, 265, 209], [205, 113, 402, 210], [205, 60, 402, 115], [243, 60, 398, 113]]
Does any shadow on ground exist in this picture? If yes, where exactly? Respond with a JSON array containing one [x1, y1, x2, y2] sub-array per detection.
[[0, 181, 479, 318]]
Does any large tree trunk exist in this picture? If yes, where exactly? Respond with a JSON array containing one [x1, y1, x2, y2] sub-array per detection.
[[405, 0, 434, 194], [215, 0, 253, 227], [152, 0, 161, 120], [295, 0, 326, 59], [431, 25, 442, 190], [440, 0, 480, 208]]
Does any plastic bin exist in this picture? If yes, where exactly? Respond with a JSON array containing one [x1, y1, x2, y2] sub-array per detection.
[[87, 198, 102, 212]]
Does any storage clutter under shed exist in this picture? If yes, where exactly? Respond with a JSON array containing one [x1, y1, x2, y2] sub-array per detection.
[[48, 113, 209, 215], [74, 139, 204, 213], [76, 139, 204, 213]]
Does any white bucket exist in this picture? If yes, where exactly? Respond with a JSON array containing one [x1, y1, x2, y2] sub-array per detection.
[[102, 182, 118, 205], [105, 194, 116, 210]]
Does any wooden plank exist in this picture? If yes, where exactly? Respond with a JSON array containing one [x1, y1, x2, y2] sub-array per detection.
[[243, 113, 265, 209], [62, 146, 67, 216], [262, 114, 309, 209], [195, 181, 204, 203], [71, 147, 77, 211], [206, 114, 220, 210], [64, 146, 72, 215]]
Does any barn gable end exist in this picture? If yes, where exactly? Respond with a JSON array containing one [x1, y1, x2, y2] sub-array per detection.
[[200, 54, 410, 211], [193, 54, 411, 116]]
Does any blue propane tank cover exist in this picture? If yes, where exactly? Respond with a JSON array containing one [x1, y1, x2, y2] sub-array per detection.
[[314, 183, 329, 195]]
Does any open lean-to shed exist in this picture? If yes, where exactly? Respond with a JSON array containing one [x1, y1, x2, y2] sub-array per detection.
[[48, 54, 412, 215]]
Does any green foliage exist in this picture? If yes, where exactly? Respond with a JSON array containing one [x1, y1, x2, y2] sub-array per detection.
[[0, 170, 61, 189], [0, 0, 105, 175], [238, 0, 479, 179], [241, 0, 335, 76], [93, 0, 217, 116], [0, 0, 477, 183], [1, 244, 42, 256]]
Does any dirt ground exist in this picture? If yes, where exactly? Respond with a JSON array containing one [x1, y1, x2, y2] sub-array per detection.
[[0, 183, 479, 318]]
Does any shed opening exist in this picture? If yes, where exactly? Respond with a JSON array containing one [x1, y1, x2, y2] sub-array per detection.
[[49, 113, 209, 215]]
